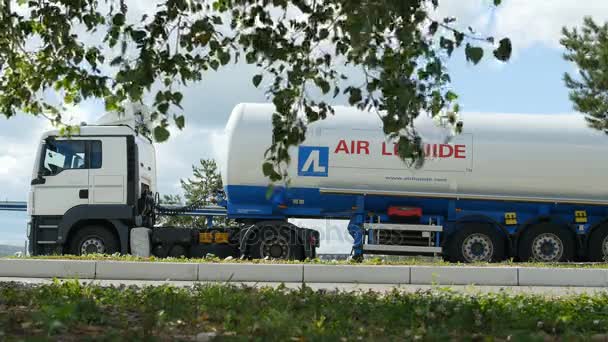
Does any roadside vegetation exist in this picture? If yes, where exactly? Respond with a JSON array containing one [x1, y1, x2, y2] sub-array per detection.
[[1, 280, 608, 341], [14, 253, 608, 269]]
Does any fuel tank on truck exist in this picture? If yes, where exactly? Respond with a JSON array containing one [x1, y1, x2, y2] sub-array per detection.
[[222, 103, 608, 216]]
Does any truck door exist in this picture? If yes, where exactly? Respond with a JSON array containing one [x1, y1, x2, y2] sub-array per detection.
[[88, 137, 127, 205], [33, 139, 90, 216]]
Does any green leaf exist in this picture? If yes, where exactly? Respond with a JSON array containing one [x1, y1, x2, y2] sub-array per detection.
[[173, 92, 183, 106], [262, 162, 274, 177], [315, 79, 330, 94], [446, 91, 458, 102], [252, 74, 263, 87], [112, 13, 125, 26], [218, 51, 230, 65], [153, 126, 170, 142], [319, 28, 329, 40], [348, 88, 362, 105], [174, 115, 185, 129], [440, 37, 454, 56], [493, 38, 512, 62], [429, 21, 438, 35], [131, 30, 146, 43], [110, 56, 123, 66], [453, 31, 465, 47], [465, 44, 484, 65], [158, 102, 169, 114], [494, 0, 502, 5]]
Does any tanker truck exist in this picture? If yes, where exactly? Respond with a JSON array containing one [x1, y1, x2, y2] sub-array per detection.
[[25, 103, 608, 263]]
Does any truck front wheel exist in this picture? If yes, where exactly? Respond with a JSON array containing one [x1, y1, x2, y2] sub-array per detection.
[[68, 225, 120, 256]]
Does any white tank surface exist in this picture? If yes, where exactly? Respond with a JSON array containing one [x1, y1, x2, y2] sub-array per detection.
[[224, 103, 608, 205]]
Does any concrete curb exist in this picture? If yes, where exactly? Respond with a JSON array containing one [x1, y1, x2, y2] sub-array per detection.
[[96, 261, 198, 281], [198, 263, 303, 282], [303, 264, 410, 284], [2, 259, 608, 287], [518, 267, 608, 287], [0, 259, 96, 279], [411, 266, 519, 286]]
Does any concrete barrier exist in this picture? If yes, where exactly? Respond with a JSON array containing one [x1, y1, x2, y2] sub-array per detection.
[[96, 261, 198, 281], [198, 263, 303, 282], [518, 267, 608, 287], [410, 266, 519, 286], [303, 264, 410, 284], [0, 259, 95, 279], [3, 259, 608, 287]]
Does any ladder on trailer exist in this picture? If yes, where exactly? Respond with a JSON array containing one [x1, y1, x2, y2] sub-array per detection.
[[363, 223, 443, 255]]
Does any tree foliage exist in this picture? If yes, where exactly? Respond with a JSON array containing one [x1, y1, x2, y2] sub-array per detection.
[[0, 0, 511, 182], [562, 17, 608, 133], [158, 158, 230, 227]]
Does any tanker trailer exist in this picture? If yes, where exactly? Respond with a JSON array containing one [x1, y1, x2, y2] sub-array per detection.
[[223, 103, 608, 262]]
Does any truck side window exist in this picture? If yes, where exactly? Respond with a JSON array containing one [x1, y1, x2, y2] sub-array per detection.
[[90, 141, 102, 169], [42, 140, 86, 175]]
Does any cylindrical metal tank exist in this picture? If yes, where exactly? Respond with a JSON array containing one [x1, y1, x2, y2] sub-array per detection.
[[223, 103, 608, 207]]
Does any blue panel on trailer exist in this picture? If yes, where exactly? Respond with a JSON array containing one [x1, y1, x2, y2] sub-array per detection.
[[224, 185, 608, 231]]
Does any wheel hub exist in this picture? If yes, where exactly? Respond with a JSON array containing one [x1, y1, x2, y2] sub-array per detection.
[[531, 233, 563, 262], [80, 238, 105, 255], [260, 236, 289, 259], [461, 233, 493, 262]]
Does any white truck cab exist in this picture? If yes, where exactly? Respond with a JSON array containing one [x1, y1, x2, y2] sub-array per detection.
[[27, 111, 157, 256]]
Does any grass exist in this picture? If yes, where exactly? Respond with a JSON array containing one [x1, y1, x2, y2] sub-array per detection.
[[13, 253, 608, 269], [1, 280, 608, 341]]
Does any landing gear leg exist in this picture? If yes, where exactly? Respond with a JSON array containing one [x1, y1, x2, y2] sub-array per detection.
[[347, 216, 364, 262]]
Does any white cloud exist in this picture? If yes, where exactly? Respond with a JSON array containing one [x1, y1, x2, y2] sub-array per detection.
[[154, 124, 227, 197], [436, 0, 608, 54], [0, 117, 50, 200], [491, 0, 608, 51]]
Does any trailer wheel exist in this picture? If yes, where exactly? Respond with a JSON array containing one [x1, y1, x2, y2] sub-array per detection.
[[587, 226, 608, 261], [518, 223, 575, 262], [445, 223, 505, 263], [68, 225, 119, 256]]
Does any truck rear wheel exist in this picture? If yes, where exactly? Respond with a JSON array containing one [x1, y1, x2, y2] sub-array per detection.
[[445, 223, 505, 263], [68, 225, 120, 256], [588, 226, 608, 261], [248, 222, 304, 260], [518, 223, 575, 262]]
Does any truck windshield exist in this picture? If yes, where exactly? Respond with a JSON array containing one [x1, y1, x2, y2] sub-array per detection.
[[41, 140, 86, 176]]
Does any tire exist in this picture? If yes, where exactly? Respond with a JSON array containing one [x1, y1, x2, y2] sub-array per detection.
[[68, 225, 120, 256], [588, 226, 608, 262], [248, 222, 304, 260], [518, 223, 575, 262], [445, 223, 506, 263]]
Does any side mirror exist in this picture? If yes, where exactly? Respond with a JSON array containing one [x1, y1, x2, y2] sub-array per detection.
[[31, 174, 46, 185]]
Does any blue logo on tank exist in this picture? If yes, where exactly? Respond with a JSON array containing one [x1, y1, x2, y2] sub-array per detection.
[[298, 146, 329, 177]]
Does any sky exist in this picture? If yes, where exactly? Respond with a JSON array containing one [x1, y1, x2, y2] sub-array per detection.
[[1, 0, 607, 253]]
